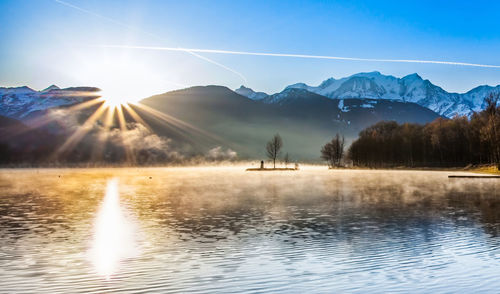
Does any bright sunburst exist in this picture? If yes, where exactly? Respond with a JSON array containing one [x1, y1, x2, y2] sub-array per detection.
[[17, 48, 221, 165], [100, 89, 138, 108], [35, 85, 221, 165]]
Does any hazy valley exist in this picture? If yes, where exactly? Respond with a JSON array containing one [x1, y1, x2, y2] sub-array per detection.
[[1, 72, 499, 164]]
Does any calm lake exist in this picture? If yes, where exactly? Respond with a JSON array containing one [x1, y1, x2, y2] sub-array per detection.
[[0, 167, 499, 293]]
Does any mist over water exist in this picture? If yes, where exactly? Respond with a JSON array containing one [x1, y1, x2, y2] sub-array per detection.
[[0, 167, 499, 293]]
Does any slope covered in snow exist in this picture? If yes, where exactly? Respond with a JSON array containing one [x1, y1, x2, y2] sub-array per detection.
[[0, 86, 101, 120], [42, 84, 61, 92], [234, 85, 268, 100], [260, 88, 328, 105], [462, 85, 500, 113], [283, 71, 497, 117]]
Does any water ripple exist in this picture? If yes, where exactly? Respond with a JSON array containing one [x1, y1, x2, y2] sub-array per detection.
[[0, 168, 498, 293]]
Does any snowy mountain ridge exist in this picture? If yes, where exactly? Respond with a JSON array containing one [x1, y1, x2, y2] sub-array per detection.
[[236, 72, 500, 117], [234, 85, 268, 100], [0, 86, 101, 120]]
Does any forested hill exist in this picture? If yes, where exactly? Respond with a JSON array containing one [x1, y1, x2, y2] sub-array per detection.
[[347, 94, 500, 168]]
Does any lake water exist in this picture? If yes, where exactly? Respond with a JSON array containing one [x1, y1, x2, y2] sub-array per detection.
[[0, 167, 499, 293]]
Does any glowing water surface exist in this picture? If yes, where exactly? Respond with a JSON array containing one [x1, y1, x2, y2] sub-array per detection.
[[0, 167, 498, 293], [89, 178, 139, 279]]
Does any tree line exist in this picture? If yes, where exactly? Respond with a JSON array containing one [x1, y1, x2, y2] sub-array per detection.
[[347, 94, 500, 168]]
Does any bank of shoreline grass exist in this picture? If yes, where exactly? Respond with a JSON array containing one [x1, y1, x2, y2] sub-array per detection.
[[329, 164, 500, 175], [468, 165, 500, 175]]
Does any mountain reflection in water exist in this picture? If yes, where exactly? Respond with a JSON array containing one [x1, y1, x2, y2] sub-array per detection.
[[0, 167, 498, 293]]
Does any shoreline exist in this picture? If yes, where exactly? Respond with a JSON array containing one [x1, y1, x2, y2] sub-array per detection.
[[246, 167, 297, 171], [328, 164, 500, 174], [0, 163, 498, 175]]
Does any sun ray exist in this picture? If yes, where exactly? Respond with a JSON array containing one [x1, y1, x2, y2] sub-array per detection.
[[56, 103, 108, 155], [5, 82, 239, 164], [67, 97, 106, 112], [115, 105, 136, 163], [126, 104, 196, 144], [3, 98, 106, 142], [103, 105, 116, 128], [128, 104, 203, 146], [132, 102, 223, 144], [90, 105, 117, 162], [130, 102, 234, 152], [133, 102, 250, 156], [121, 103, 152, 131]]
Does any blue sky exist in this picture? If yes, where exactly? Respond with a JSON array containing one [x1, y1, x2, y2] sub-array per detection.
[[1, 0, 500, 99]]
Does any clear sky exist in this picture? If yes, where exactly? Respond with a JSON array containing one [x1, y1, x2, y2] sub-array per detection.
[[1, 0, 500, 100]]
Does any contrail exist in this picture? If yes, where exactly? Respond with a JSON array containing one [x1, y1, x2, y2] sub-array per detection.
[[52, 0, 248, 83], [98, 45, 500, 69], [186, 51, 247, 83], [54, 0, 500, 71], [54, 0, 140, 33]]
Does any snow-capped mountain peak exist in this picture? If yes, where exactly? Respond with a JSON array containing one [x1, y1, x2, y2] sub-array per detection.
[[461, 85, 500, 112], [282, 72, 499, 117], [42, 84, 60, 92], [285, 82, 310, 91], [0, 85, 101, 120], [261, 88, 331, 106], [0, 86, 36, 95], [353, 71, 384, 78], [402, 73, 422, 81], [262, 88, 304, 104], [234, 85, 268, 100]]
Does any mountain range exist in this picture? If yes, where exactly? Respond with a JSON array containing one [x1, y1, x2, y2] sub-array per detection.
[[0, 72, 498, 163], [138, 85, 440, 159], [0, 85, 100, 120], [237, 71, 500, 118]]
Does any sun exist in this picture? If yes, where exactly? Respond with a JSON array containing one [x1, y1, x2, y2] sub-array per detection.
[[100, 89, 139, 108], [69, 50, 172, 108]]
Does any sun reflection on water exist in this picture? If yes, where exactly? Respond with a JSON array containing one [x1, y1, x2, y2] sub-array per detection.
[[89, 178, 138, 280]]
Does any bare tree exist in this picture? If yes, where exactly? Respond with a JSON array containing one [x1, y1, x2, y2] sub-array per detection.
[[483, 93, 500, 168], [284, 152, 290, 168], [321, 142, 335, 168], [334, 133, 345, 166], [321, 133, 345, 168], [266, 133, 283, 168]]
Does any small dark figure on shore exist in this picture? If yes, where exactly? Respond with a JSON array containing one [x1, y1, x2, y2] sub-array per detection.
[[260, 160, 264, 169]]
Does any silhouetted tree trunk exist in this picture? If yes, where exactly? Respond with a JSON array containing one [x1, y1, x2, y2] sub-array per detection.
[[321, 133, 345, 168], [266, 133, 283, 169], [483, 93, 500, 168], [335, 134, 345, 166]]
